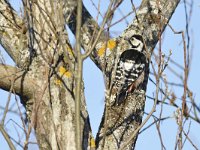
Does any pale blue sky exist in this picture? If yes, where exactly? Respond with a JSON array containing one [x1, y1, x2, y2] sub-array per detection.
[[0, 0, 200, 149]]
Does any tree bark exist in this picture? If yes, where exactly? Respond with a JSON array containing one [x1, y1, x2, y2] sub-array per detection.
[[67, 0, 180, 149], [0, 64, 34, 99], [0, 0, 180, 149], [0, 0, 92, 149]]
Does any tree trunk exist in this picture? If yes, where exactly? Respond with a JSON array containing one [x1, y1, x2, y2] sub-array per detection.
[[0, 0, 180, 149], [68, 0, 180, 149]]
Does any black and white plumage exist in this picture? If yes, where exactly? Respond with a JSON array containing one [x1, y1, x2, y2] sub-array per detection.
[[112, 34, 148, 105]]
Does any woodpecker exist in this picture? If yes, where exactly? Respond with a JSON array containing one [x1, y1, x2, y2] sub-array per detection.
[[111, 34, 148, 105]]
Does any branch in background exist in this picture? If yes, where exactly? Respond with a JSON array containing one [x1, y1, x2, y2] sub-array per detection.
[[0, 0, 28, 67], [74, 0, 83, 149], [0, 64, 35, 100], [65, 0, 110, 69], [0, 125, 15, 150]]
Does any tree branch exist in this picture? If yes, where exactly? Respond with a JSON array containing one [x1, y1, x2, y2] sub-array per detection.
[[64, 0, 180, 149], [96, 0, 181, 149], [66, 0, 109, 70], [0, 0, 28, 67], [0, 125, 15, 150], [0, 64, 35, 99], [117, 0, 180, 53], [13, 1, 92, 149], [75, 0, 83, 149]]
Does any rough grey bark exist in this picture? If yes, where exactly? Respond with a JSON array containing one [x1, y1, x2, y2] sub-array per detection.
[[66, 0, 110, 69], [67, 0, 180, 149], [97, 1, 180, 149], [0, 1, 28, 67], [0, 64, 34, 99], [0, 0, 180, 149], [0, 0, 92, 149]]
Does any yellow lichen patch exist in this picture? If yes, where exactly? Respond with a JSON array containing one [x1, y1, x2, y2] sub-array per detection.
[[97, 46, 106, 57], [59, 66, 72, 78], [66, 45, 73, 56], [107, 39, 116, 49], [64, 71, 72, 78], [54, 78, 62, 85], [90, 137, 96, 148], [55, 66, 72, 85], [97, 39, 116, 57]]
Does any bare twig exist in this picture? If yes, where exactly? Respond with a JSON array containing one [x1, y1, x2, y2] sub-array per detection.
[[139, 115, 171, 134], [1, 74, 16, 125], [75, 0, 83, 149], [0, 125, 16, 150], [183, 128, 198, 150], [81, 0, 116, 60]]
